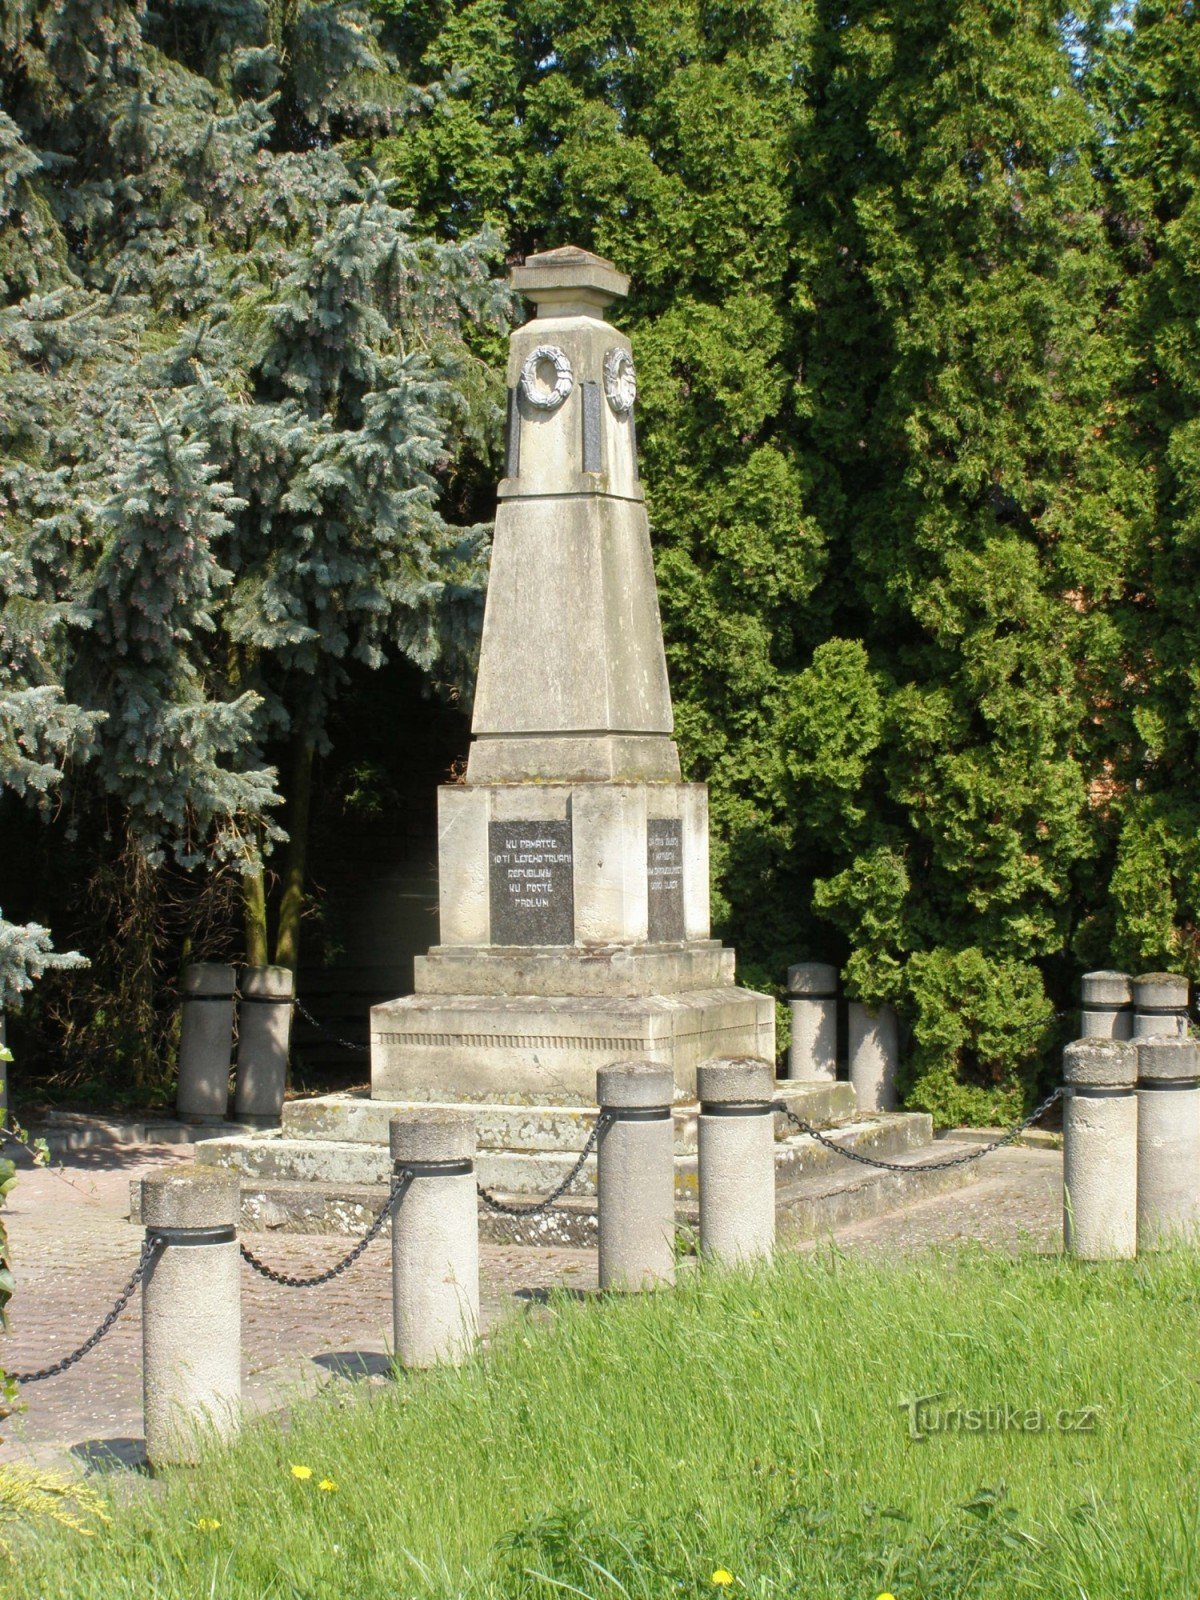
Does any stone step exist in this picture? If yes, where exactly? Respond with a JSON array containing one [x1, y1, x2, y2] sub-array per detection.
[[278, 1080, 857, 1153], [194, 1112, 934, 1199], [27, 1112, 254, 1154], [142, 1138, 987, 1249]]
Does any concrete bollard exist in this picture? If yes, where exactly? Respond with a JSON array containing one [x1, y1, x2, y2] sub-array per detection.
[[233, 965, 295, 1125], [1133, 972, 1190, 1039], [142, 1169, 241, 1469], [697, 1057, 776, 1266], [786, 963, 838, 1081], [595, 1062, 675, 1292], [1136, 1036, 1200, 1250], [1062, 1039, 1138, 1260], [848, 1001, 899, 1112], [1080, 971, 1134, 1040], [176, 962, 236, 1123], [389, 1113, 479, 1368]]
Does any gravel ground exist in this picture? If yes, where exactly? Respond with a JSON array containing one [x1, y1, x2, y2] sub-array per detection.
[[0, 1139, 1062, 1472]]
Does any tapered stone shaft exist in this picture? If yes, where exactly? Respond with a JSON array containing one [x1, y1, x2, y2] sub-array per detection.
[[142, 1170, 241, 1468], [1136, 1036, 1200, 1250], [1080, 971, 1133, 1040], [697, 1057, 775, 1265], [389, 1113, 479, 1367], [1062, 1039, 1137, 1260], [176, 963, 236, 1123], [848, 1001, 899, 1112], [233, 965, 295, 1125], [787, 963, 837, 1081], [596, 1062, 675, 1291]]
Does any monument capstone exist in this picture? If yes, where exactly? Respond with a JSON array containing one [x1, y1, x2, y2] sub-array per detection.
[[370, 245, 774, 1103]]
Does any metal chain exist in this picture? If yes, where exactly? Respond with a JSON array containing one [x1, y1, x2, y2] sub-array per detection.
[[293, 998, 369, 1055], [774, 1085, 1065, 1174], [238, 1173, 410, 1287], [477, 1112, 611, 1217], [8, 1236, 162, 1385]]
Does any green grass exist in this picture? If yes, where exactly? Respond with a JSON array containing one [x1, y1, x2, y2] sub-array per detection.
[[13, 1245, 1200, 1598]]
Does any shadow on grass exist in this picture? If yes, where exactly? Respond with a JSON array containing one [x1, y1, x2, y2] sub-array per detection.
[[311, 1350, 392, 1381], [70, 1437, 147, 1474]]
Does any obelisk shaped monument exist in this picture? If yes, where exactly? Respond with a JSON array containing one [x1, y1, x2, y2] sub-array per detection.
[[371, 247, 773, 1103]]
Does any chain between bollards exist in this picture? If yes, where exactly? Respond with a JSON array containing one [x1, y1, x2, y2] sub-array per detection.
[[292, 998, 369, 1055], [477, 1112, 612, 1217], [774, 1085, 1065, 1174], [238, 1172, 412, 1287], [8, 1235, 162, 1385]]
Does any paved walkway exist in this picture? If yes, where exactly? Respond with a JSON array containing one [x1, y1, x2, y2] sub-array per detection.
[[0, 1140, 1061, 1471]]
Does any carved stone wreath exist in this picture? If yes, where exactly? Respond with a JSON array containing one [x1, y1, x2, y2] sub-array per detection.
[[520, 344, 574, 409], [603, 347, 637, 414]]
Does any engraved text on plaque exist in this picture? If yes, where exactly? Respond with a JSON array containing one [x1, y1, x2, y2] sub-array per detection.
[[489, 820, 575, 946], [647, 818, 685, 942]]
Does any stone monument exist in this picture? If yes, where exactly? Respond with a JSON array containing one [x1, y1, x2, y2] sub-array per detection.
[[370, 245, 773, 1103]]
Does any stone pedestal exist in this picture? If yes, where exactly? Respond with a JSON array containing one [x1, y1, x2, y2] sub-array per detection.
[[1080, 971, 1133, 1041], [596, 1063, 675, 1291], [369, 247, 773, 1105], [234, 965, 294, 1125], [1136, 1037, 1200, 1249], [142, 1170, 241, 1467], [786, 962, 837, 1081], [177, 963, 235, 1124], [1062, 1038, 1137, 1260], [848, 1002, 899, 1113], [1133, 972, 1191, 1039]]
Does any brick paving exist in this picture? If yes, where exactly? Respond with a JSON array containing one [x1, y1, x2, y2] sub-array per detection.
[[0, 1139, 1061, 1471]]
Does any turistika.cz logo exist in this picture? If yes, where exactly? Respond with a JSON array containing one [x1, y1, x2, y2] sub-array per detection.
[[899, 1393, 1101, 1442]]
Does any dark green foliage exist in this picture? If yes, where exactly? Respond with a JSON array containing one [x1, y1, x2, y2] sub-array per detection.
[[0, 0, 506, 1037], [1090, 1, 1200, 977], [371, 0, 1141, 1117]]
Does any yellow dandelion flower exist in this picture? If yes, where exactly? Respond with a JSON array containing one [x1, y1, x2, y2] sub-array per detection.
[[318, 1479, 338, 1493], [876, 1593, 897, 1600], [711, 1571, 734, 1587], [290, 1465, 313, 1481], [194, 1518, 221, 1532]]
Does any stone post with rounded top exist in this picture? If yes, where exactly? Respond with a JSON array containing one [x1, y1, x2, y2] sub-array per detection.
[[1133, 972, 1191, 1039], [1136, 1036, 1200, 1250], [141, 1169, 241, 1469], [1062, 1038, 1138, 1260], [848, 1001, 899, 1112], [697, 1057, 776, 1266], [1080, 971, 1134, 1040], [389, 1112, 479, 1367], [233, 965, 295, 1125], [176, 962, 236, 1123], [596, 1061, 675, 1292], [786, 963, 838, 1081]]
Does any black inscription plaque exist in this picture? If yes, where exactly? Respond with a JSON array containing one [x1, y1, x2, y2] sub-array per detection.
[[489, 820, 575, 946], [647, 818, 685, 942]]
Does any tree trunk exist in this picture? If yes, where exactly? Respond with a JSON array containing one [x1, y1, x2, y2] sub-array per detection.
[[274, 729, 315, 973], [243, 867, 269, 967]]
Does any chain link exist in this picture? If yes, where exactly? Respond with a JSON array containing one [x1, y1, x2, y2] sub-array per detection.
[[8, 1236, 162, 1385], [774, 1086, 1064, 1174], [477, 1112, 611, 1217], [238, 1172, 410, 1287], [293, 999, 369, 1055]]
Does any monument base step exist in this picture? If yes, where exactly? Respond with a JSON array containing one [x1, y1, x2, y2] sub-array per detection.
[[138, 1137, 985, 1248], [414, 940, 736, 998], [370, 986, 775, 1103], [187, 1106, 937, 1199], [276, 1079, 855, 1150]]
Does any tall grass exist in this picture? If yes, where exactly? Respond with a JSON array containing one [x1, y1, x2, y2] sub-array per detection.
[[14, 1246, 1200, 1598]]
